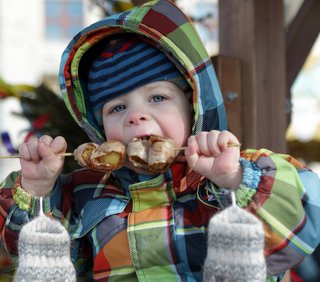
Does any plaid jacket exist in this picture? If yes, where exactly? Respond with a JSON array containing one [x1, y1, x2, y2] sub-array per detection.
[[1, 0, 320, 281], [1, 151, 319, 281]]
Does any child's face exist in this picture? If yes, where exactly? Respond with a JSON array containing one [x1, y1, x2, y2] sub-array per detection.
[[102, 81, 192, 147]]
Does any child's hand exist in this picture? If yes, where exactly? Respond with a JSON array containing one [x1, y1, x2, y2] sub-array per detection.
[[19, 135, 67, 197], [184, 130, 242, 189]]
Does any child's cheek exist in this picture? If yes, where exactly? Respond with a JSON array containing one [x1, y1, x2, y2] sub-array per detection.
[[105, 130, 122, 141], [103, 119, 122, 141]]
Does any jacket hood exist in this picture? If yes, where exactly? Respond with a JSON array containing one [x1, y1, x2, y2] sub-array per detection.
[[59, 0, 227, 144]]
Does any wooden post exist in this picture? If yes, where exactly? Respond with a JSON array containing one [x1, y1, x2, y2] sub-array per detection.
[[219, 0, 287, 152], [212, 56, 243, 143]]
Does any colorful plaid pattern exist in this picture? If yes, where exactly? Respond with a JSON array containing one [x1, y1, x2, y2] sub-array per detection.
[[1, 1, 320, 281], [241, 149, 320, 276]]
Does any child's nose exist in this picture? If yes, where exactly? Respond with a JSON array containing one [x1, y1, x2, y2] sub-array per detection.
[[126, 111, 150, 125]]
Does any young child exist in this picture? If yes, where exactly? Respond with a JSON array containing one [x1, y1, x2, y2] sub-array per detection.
[[1, 0, 320, 281]]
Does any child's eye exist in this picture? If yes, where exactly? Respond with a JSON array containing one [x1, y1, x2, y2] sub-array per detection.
[[150, 95, 167, 103], [110, 104, 126, 113]]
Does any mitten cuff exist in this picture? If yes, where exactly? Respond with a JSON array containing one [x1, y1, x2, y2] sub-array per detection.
[[12, 174, 37, 213], [239, 157, 262, 189]]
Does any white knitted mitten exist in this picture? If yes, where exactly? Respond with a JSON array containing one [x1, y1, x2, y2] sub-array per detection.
[[203, 202, 266, 282], [16, 212, 76, 282]]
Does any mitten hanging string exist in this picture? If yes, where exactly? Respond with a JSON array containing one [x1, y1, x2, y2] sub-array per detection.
[[230, 190, 236, 206], [39, 196, 44, 217]]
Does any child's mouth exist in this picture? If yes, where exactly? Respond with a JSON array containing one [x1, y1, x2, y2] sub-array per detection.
[[127, 134, 176, 173], [133, 134, 158, 142]]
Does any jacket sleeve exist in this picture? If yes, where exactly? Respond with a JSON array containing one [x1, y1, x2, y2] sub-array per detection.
[[240, 148, 320, 276]]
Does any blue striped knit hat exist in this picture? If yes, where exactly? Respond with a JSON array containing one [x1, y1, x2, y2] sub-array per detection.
[[87, 35, 190, 124]]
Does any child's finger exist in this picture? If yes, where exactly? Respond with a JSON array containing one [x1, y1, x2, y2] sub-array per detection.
[[185, 135, 200, 168], [23, 139, 41, 163], [38, 140, 66, 175], [19, 143, 32, 161], [195, 132, 211, 156], [207, 131, 221, 157], [51, 136, 67, 154], [36, 135, 55, 160], [29, 139, 42, 162], [38, 135, 53, 146], [38, 141, 55, 160], [38, 137, 61, 160], [217, 130, 239, 151]]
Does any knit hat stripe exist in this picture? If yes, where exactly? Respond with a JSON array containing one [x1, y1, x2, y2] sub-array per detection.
[[90, 42, 152, 71], [88, 49, 164, 86], [91, 67, 182, 110], [89, 57, 177, 103]]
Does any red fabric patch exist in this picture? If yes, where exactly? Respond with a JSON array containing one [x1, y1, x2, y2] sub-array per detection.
[[142, 10, 177, 35], [93, 247, 111, 276]]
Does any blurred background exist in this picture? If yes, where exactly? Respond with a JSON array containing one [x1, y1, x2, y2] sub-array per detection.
[[0, 1, 319, 280]]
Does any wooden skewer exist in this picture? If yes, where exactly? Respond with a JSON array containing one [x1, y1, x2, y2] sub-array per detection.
[[0, 152, 74, 159], [58, 152, 74, 157], [227, 143, 242, 148], [0, 143, 241, 159], [0, 155, 20, 159]]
